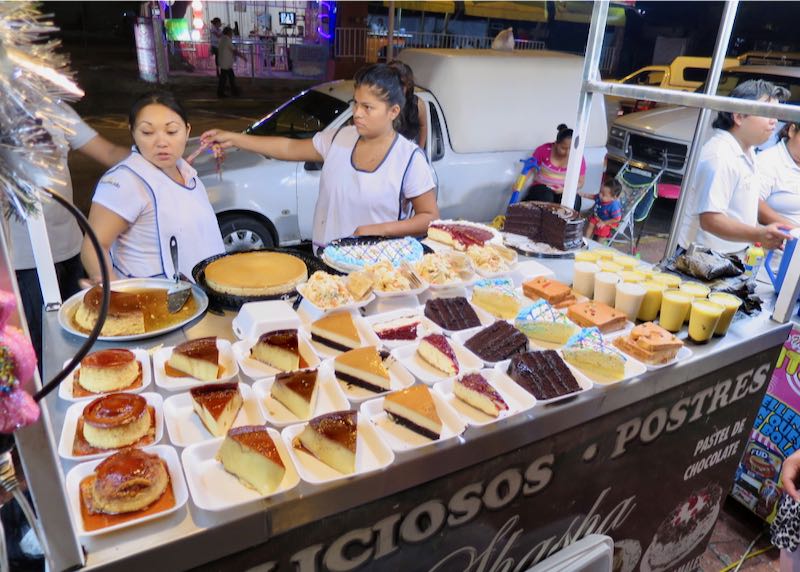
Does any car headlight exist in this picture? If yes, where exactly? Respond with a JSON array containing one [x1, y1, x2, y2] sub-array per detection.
[[610, 127, 626, 140]]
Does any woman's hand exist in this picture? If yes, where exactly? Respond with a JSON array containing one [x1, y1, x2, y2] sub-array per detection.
[[781, 449, 800, 501], [200, 129, 240, 150]]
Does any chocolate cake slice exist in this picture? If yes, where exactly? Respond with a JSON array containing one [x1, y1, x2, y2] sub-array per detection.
[[424, 297, 481, 331], [506, 350, 581, 400], [464, 321, 528, 362]]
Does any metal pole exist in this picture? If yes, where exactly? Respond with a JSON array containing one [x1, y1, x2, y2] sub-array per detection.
[[387, 1, 395, 61], [561, 0, 608, 210], [663, 0, 740, 257]]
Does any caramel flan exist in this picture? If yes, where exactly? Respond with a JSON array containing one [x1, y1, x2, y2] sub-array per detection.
[[78, 349, 140, 393], [204, 251, 308, 296], [190, 382, 243, 437], [310, 312, 361, 352], [296, 411, 358, 475], [271, 369, 319, 419], [250, 329, 302, 371], [74, 286, 146, 336], [417, 334, 459, 376], [82, 393, 151, 449], [334, 347, 392, 393], [454, 373, 509, 417], [167, 337, 220, 381], [383, 385, 442, 440], [84, 448, 169, 514], [216, 425, 286, 495]]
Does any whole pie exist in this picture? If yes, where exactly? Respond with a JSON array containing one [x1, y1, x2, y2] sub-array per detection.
[[204, 252, 308, 296]]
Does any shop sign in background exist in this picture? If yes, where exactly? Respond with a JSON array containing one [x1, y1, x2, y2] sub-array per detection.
[[195, 347, 781, 572]]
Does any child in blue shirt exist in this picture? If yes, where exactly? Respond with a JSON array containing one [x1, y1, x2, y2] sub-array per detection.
[[584, 178, 622, 240]]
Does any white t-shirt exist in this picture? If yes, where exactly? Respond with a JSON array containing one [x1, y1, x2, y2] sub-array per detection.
[[9, 103, 98, 269], [757, 140, 800, 225], [311, 126, 435, 247], [677, 129, 760, 254], [217, 35, 234, 69]]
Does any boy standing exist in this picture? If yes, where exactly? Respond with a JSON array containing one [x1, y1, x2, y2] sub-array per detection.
[[217, 26, 246, 97]]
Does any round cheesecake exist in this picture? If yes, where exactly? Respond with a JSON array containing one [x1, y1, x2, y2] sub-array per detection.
[[89, 448, 169, 514], [74, 286, 146, 336], [82, 393, 150, 449], [78, 349, 139, 393], [204, 252, 308, 296]]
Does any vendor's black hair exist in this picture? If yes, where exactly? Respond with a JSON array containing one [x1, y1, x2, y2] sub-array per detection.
[[354, 63, 406, 129], [780, 122, 800, 140], [712, 79, 790, 130], [556, 123, 573, 144], [129, 91, 189, 128], [388, 60, 421, 143]]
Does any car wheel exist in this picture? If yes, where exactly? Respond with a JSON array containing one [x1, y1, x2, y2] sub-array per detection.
[[218, 214, 275, 253]]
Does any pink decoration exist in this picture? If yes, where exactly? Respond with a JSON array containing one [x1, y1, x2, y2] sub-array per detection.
[[0, 387, 39, 433], [0, 326, 37, 388], [0, 290, 15, 330]]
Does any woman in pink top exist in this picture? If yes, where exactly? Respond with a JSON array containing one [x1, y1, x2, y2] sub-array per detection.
[[525, 124, 588, 210]]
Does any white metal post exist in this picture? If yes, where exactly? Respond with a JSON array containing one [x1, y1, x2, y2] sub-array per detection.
[[387, 1, 396, 61]]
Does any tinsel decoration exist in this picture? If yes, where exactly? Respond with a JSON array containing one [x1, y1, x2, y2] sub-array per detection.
[[0, 2, 83, 221]]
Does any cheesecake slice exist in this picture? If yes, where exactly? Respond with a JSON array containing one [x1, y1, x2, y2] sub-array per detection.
[[271, 369, 319, 419], [383, 385, 442, 440], [190, 382, 243, 437], [297, 411, 358, 475], [454, 373, 509, 417], [250, 329, 302, 371], [334, 346, 392, 393], [310, 312, 361, 352], [216, 425, 286, 495], [168, 337, 220, 381], [417, 334, 459, 376]]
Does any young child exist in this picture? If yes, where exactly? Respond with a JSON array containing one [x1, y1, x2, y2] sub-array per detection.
[[584, 178, 623, 240]]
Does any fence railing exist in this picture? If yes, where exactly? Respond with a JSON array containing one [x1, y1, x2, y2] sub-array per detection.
[[599, 46, 617, 73], [168, 36, 310, 77]]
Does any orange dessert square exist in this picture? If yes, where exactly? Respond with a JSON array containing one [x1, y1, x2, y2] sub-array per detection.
[[567, 301, 627, 333], [522, 277, 576, 308]]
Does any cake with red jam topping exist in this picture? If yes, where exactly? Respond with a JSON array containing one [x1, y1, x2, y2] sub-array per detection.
[[417, 334, 459, 376], [250, 329, 302, 371], [454, 373, 509, 417], [373, 315, 421, 341], [427, 220, 498, 251]]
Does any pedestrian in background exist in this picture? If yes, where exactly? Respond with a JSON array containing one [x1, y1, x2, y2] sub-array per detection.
[[217, 26, 246, 98], [209, 17, 223, 75]]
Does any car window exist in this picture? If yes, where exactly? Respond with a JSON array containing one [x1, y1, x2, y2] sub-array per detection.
[[683, 67, 711, 83], [245, 90, 349, 139], [429, 102, 444, 162], [625, 70, 664, 86]]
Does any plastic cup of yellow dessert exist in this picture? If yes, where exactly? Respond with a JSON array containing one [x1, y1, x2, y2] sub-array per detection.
[[708, 292, 743, 336], [612, 254, 639, 270], [652, 273, 682, 289], [637, 280, 667, 322], [636, 266, 658, 280], [618, 270, 646, 284], [688, 299, 724, 344], [594, 272, 620, 306], [575, 251, 601, 263], [659, 289, 693, 333], [679, 282, 710, 299], [594, 249, 616, 261], [615, 282, 646, 321], [598, 260, 623, 273]]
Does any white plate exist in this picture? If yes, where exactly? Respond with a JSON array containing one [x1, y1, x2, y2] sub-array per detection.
[[58, 349, 152, 402], [252, 364, 351, 427], [232, 334, 321, 379], [493, 355, 594, 405], [508, 259, 555, 287], [295, 283, 375, 314], [360, 392, 467, 452], [65, 445, 188, 537], [180, 430, 300, 511], [334, 354, 416, 403], [58, 278, 208, 342], [557, 348, 647, 387], [162, 384, 263, 447], [153, 339, 239, 392], [231, 300, 301, 341], [391, 340, 483, 385], [612, 344, 693, 371], [451, 327, 530, 367], [364, 307, 443, 349], [58, 393, 164, 461], [433, 369, 536, 426], [422, 299, 495, 337], [299, 310, 381, 359], [281, 417, 394, 484]]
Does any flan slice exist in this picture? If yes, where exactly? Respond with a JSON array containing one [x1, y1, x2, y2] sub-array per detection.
[[271, 369, 319, 419], [216, 425, 286, 495], [297, 411, 358, 475], [168, 337, 220, 381], [454, 373, 509, 417], [78, 349, 139, 393], [334, 346, 392, 393], [383, 385, 442, 440], [190, 382, 243, 437], [310, 312, 361, 352], [250, 329, 301, 371], [417, 334, 459, 376]]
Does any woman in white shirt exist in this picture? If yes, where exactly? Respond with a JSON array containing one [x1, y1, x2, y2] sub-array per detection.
[[200, 63, 438, 250], [81, 92, 225, 281], [758, 122, 800, 225]]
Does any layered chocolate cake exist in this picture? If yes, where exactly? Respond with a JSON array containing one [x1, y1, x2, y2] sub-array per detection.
[[506, 350, 582, 400], [424, 297, 481, 331], [464, 321, 528, 362], [503, 201, 585, 251]]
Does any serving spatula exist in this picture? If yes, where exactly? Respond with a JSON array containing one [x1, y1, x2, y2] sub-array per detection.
[[167, 236, 192, 313]]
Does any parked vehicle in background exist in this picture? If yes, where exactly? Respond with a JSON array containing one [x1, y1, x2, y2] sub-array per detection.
[[192, 49, 609, 252], [605, 65, 800, 199], [738, 51, 800, 67]]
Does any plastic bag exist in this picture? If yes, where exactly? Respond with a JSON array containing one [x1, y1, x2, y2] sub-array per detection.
[[491, 28, 515, 51], [672, 248, 744, 281]]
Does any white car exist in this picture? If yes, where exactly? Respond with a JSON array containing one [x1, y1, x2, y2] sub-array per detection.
[[191, 49, 609, 251]]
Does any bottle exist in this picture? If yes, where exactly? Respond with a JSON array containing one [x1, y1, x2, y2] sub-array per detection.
[[744, 242, 765, 277]]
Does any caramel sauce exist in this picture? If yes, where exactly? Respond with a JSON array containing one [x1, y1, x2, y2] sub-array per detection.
[[164, 363, 221, 379], [275, 369, 317, 401], [72, 406, 155, 456], [308, 412, 357, 452], [84, 394, 147, 427], [73, 288, 198, 334], [189, 383, 240, 417], [79, 474, 175, 532], [73, 364, 143, 398], [228, 426, 284, 466], [82, 349, 135, 368]]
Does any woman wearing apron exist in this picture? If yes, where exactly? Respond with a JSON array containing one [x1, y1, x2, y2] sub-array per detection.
[[81, 92, 224, 282], [759, 122, 800, 225], [200, 63, 438, 252]]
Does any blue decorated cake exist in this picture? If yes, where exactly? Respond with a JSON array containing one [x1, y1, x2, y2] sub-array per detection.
[[471, 278, 521, 319], [515, 300, 579, 344], [562, 327, 626, 381]]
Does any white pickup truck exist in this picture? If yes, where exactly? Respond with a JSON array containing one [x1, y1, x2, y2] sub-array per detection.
[[193, 49, 609, 251]]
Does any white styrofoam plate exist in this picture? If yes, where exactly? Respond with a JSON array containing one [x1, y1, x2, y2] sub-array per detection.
[[391, 339, 483, 385], [231, 300, 301, 341], [360, 391, 467, 452], [58, 392, 164, 461], [252, 364, 351, 427], [65, 445, 188, 537], [295, 284, 375, 314], [299, 310, 380, 359], [180, 429, 300, 511], [508, 259, 555, 287], [333, 354, 416, 403], [364, 307, 443, 349], [493, 356, 594, 405], [162, 383, 263, 447], [232, 333, 321, 380], [281, 416, 394, 484], [58, 349, 152, 402], [609, 343, 693, 372], [153, 339, 239, 392]]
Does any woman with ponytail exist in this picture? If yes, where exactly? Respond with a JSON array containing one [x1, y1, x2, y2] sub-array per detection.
[[201, 63, 438, 251], [388, 60, 428, 148]]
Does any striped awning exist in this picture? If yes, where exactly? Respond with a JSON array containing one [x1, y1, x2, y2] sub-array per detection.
[[463, 1, 548, 23], [384, 1, 455, 14]]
